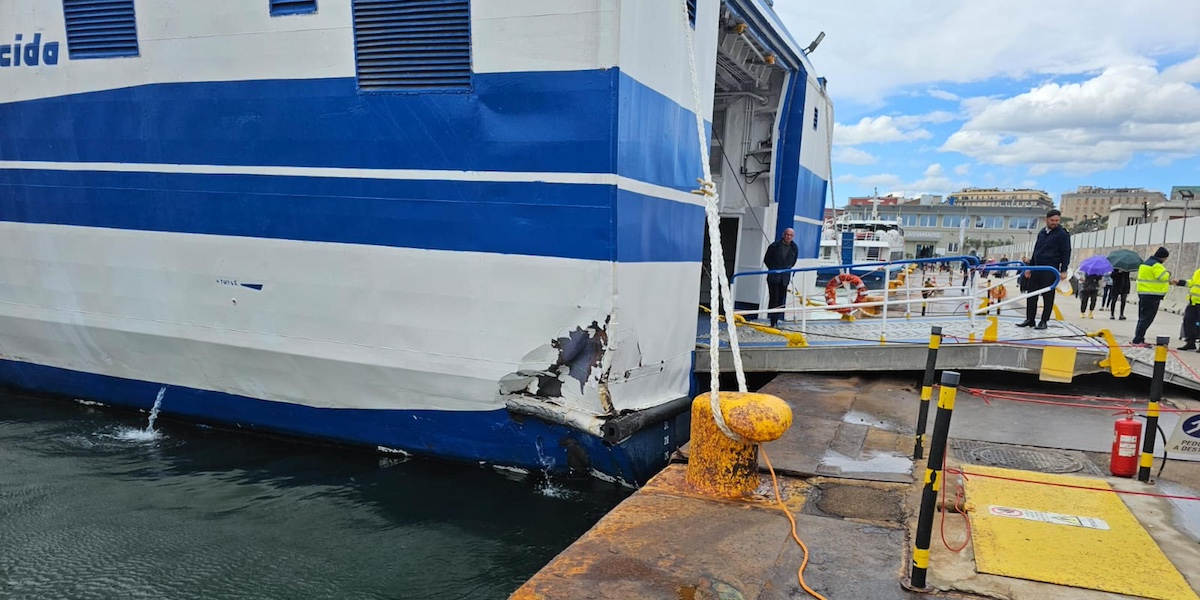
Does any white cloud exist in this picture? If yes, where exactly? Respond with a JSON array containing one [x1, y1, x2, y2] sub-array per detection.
[[953, 163, 971, 176], [928, 89, 961, 102], [837, 165, 971, 197], [776, 0, 1200, 104], [940, 64, 1200, 175], [832, 147, 878, 165], [1163, 56, 1200, 84], [835, 116, 931, 146]]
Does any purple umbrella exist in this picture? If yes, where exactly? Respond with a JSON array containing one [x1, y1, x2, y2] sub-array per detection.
[[1078, 255, 1113, 276]]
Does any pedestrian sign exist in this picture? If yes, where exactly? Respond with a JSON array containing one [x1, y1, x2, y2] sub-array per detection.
[[1165, 413, 1200, 461]]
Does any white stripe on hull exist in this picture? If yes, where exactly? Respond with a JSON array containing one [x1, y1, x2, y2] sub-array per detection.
[[0, 223, 696, 415]]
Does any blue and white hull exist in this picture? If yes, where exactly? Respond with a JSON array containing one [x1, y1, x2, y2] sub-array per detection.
[[0, 0, 831, 484]]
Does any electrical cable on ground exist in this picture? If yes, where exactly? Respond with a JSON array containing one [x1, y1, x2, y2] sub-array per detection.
[[939, 444, 971, 552], [953, 469, 1200, 502]]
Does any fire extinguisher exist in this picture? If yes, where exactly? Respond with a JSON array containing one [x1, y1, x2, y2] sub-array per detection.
[[1110, 413, 1142, 477]]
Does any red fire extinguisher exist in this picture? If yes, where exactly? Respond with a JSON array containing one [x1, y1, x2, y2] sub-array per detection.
[[1110, 413, 1142, 477]]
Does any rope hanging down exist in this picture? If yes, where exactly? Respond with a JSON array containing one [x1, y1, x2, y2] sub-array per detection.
[[683, 0, 748, 442]]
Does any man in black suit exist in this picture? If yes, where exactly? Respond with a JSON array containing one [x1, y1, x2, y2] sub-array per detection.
[[1019, 210, 1070, 330]]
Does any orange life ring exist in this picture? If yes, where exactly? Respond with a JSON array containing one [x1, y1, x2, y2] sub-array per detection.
[[824, 274, 868, 314]]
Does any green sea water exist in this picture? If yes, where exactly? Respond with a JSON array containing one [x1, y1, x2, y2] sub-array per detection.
[[0, 392, 629, 599]]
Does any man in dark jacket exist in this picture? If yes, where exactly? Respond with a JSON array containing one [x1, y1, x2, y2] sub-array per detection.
[[763, 228, 799, 328], [1019, 209, 1070, 330], [1109, 268, 1131, 320]]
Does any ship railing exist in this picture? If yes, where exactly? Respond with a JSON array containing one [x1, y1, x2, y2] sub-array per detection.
[[727, 257, 1061, 343]]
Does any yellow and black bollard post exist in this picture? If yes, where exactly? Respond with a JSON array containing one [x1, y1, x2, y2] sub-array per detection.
[[1138, 336, 1168, 482], [906, 370, 959, 592], [913, 326, 942, 460]]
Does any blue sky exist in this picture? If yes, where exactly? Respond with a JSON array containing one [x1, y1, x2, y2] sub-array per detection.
[[774, 1, 1200, 207]]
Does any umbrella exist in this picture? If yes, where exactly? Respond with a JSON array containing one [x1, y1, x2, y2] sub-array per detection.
[[1107, 249, 1142, 271], [1078, 255, 1113, 276]]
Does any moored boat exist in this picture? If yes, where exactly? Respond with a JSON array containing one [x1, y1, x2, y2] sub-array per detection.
[[0, 0, 832, 484]]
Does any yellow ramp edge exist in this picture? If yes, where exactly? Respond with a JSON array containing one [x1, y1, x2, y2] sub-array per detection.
[[964, 465, 1198, 600]]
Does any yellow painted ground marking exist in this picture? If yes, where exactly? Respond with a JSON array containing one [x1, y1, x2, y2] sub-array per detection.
[[1038, 345, 1076, 383], [964, 465, 1198, 600]]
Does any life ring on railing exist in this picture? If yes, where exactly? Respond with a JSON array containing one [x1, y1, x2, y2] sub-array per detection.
[[824, 274, 868, 315]]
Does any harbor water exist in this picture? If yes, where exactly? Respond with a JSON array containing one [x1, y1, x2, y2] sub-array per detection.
[[0, 392, 629, 599]]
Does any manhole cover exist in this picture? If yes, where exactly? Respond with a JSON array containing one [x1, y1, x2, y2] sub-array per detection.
[[809, 484, 904, 522], [963, 445, 1084, 473]]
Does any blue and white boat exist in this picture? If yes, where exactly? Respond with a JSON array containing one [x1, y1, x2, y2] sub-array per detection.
[[815, 215, 906, 289], [0, 0, 831, 484]]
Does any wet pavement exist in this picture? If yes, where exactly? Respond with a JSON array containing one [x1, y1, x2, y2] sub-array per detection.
[[513, 370, 1200, 600]]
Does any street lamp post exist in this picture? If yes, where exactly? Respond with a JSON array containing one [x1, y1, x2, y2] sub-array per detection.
[[1181, 189, 1195, 271]]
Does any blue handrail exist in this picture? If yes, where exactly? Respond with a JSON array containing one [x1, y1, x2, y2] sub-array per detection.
[[731, 255, 985, 283]]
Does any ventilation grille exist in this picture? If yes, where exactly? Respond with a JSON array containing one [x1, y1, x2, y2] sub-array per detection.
[[687, 0, 697, 26], [270, 0, 317, 16], [352, 0, 472, 91], [62, 0, 139, 59]]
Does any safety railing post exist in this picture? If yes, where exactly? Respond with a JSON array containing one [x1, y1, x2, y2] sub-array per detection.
[[881, 265, 890, 343], [907, 370, 959, 592], [967, 267, 977, 339], [914, 326, 942, 460], [1138, 336, 1168, 482], [904, 264, 913, 319]]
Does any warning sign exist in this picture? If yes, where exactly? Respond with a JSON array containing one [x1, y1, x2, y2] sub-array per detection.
[[987, 505, 1110, 530], [1165, 413, 1200, 461]]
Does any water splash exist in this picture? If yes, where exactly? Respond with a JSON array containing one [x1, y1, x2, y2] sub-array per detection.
[[146, 386, 166, 431], [532, 439, 575, 498], [109, 386, 166, 442]]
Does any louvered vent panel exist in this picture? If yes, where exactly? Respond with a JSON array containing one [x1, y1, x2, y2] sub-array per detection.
[[270, 0, 317, 16], [62, 0, 139, 59], [687, 0, 697, 26], [352, 0, 472, 91]]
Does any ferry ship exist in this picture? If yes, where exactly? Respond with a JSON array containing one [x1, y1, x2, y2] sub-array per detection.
[[0, 0, 832, 484], [815, 215, 906, 289]]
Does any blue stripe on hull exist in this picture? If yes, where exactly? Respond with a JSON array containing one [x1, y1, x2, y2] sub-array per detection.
[[0, 72, 702, 193], [0, 168, 706, 262], [0, 358, 687, 484]]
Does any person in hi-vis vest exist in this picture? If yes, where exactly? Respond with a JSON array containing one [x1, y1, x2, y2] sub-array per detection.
[[1175, 267, 1200, 351], [1132, 246, 1180, 346]]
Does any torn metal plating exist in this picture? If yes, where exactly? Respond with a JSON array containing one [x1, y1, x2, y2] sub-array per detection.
[[500, 317, 618, 431]]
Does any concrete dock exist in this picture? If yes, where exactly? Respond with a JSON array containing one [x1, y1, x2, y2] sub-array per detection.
[[513, 307, 1200, 599]]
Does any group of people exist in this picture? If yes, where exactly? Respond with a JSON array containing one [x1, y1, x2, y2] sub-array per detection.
[[759, 209, 1200, 349], [1076, 269, 1131, 320], [1128, 246, 1200, 350]]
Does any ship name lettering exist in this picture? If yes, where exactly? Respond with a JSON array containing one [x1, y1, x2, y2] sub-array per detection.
[[0, 34, 60, 68]]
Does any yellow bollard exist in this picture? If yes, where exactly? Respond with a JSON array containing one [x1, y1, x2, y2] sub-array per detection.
[[685, 392, 793, 498]]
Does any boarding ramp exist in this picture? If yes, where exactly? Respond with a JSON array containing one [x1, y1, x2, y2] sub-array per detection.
[[697, 257, 1200, 392]]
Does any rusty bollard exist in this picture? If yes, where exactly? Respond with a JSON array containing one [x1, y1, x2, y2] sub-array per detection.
[[685, 392, 793, 497]]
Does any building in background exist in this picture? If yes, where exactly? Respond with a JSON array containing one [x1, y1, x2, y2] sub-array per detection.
[[847, 194, 902, 206], [1060, 186, 1166, 225], [947, 188, 1054, 210], [842, 199, 1044, 259]]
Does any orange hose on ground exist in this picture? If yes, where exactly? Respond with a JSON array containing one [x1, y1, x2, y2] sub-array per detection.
[[760, 446, 828, 600]]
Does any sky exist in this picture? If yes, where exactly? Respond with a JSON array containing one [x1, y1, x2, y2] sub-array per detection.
[[774, 0, 1200, 208]]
